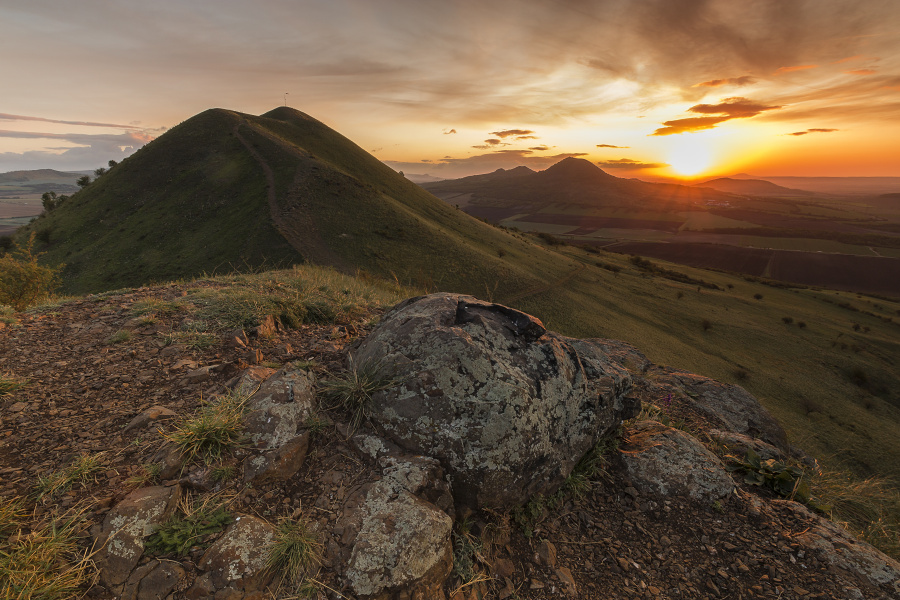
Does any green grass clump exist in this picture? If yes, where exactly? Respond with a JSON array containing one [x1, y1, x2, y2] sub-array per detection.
[[320, 358, 399, 434], [266, 516, 323, 592], [123, 464, 162, 489], [164, 389, 249, 463], [0, 372, 26, 397], [34, 453, 106, 501], [0, 503, 97, 599], [130, 298, 182, 316], [106, 330, 132, 344], [145, 494, 232, 557]]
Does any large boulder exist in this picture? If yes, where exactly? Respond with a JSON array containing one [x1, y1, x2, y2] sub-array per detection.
[[352, 293, 637, 509]]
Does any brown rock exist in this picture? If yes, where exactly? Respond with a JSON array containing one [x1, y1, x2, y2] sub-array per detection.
[[492, 557, 516, 579], [535, 539, 557, 567], [555, 566, 577, 596], [123, 405, 177, 433], [243, 431, 310, 485]]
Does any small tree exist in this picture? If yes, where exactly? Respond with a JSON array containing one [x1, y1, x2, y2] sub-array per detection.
[[93, 167, 107, 177], [76, 175, 91, 188], [0, 232, 62, 310], [41, 191, 70, 213]]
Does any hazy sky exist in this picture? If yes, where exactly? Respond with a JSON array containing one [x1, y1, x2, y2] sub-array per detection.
[[2, 0, 899, 178]]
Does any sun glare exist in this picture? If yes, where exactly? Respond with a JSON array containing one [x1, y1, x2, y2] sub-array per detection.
[[665, 134, 714, 176]]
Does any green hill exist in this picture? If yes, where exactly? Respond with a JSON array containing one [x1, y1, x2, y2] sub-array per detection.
[[13, 107, 900, 490]]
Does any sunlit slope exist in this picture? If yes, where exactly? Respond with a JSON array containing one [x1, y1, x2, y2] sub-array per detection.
[[501, 245, 900, 482]]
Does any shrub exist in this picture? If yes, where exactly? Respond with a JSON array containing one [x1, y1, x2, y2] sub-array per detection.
[[702, 319, 712, 331], [0, 233, 62, 311], [782, 316, 794, 324], [797, 321, 807, 328], [753, 293, 763, 300], [146, 494, 232, 557]]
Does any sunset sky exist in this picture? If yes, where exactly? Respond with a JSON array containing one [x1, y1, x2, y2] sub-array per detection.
[[1, 0, 899, 180]]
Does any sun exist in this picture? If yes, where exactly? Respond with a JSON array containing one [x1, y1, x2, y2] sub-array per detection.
[[665, 134, 714, 177]]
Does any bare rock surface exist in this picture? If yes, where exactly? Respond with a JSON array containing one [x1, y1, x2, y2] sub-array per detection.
[[243, 366, 316, 450], [93, 485, 179, 590], [197, 514, 277, 592], [341, 454, 454, 599], [352, 293, 636, 509], [619, 420, 734, 502]]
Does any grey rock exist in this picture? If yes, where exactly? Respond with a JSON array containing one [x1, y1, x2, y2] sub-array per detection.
[[342, 456, 454, 599], [243, 367, 316, 451], [121, 559, 185, 600], [638, 365, 788, 452], [94, 486, 179, 591], [352, 293, 636, 509], [198, 514, 277, 592], [243, 431, 310, 484], [709, 429, 784, 461], [619, 420, 734, 502]]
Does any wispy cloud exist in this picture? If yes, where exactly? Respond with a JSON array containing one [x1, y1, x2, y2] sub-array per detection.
[[596, 143, 629, 148], [694, 76, 756, 88], [786, 128, 839, 136], [442, 128, 457, 134], [490, 129, 535, 138], [597, 158, 669, 170], [775, 65, 818, 74], [0, 113, 139, 129]]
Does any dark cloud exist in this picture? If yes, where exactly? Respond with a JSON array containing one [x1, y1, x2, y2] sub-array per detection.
[[443, 128, 457, 134], [597, 158, 669, 170], [529, 145, 550, 151], [516, 135, 539, 140], [653, 97, 782, 135], [490, 129, 535, 138], [786, 128, 839, 136], [484, 138, 503, 146], [695, 76, 756, 88], [0, 113, 139, 129], [596, 144, 629, 148]]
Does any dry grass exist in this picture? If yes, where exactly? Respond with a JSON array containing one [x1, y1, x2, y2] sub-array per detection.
[[0, 371, 26, 398], [320, 358, 400, 434], [266, 514, 323, 595], [34, 453, 106, 501], [0, 501, 98, 599]]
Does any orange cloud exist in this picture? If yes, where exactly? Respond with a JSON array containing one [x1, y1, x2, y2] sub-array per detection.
[[652, 97, 782, 136], [845, 69, 877, 76], [490, 129, 535, 138], [597, 158, 669, 170], [775, 65, 818, 74], [597, 143, 629, 148], [786, 128, 839, 136]]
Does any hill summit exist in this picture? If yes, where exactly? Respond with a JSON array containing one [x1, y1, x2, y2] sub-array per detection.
[[18, 107, 562, 296]]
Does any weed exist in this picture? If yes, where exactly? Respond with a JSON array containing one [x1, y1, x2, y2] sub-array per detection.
[[727, 449, 820, 507], [560, 437, 617, 500], [261, 361, 282, 369], [0, 372, 26, 397], [320, 358, 399, 434], [711, 500, 725, 513], [35, 453, 106, 501], [304, 413, 330, 437], [452, 517, 487, 586], [130, 298, 183, 316], [512, 495, 546, 538], [106, 330, 132, 344], [164, 389, 249, 463], [0, 503, 98, 599], [145, 494, 232, 557], [265, 516, 323, 591]]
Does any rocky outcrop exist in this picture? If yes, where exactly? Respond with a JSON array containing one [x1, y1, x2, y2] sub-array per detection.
[[619, 420, 735, 503], [352, 293, 638, 509]]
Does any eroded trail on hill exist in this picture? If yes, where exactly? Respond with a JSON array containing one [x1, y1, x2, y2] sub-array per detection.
[[503, 262, 586, 304], [232, 121, 348, 271]]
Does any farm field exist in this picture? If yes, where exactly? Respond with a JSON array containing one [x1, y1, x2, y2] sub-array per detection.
[[603, 241, 900, 297], [0, 199, 42, 219]]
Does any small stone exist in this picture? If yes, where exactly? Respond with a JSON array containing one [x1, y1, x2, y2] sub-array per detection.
[[529, 579, 545, 590], [535, 539, 557, 567], [492, 557, 515, 579], [617, 557, 631, 572], [555, 566, 577, 596], [7, 402, 27, 412]]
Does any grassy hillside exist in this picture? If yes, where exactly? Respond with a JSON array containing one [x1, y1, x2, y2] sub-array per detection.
[[11, 107, 900, 491]]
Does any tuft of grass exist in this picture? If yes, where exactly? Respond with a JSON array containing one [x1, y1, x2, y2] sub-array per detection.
[[320, 358, 399, 434], [123, 464, 162, 489], [0, 372, 26, 397], [163, 389, 249, 463], [0, 503, 98, 600], [145, 493, 232, 557], [561, 436, 618, 499], [34, 453, 106, 501], [451, 517, 486, 585], [265, 516, 323, 591], [106, 330, 132, 345], [210, 464, 236, 483], [130, 298, 183, 316]]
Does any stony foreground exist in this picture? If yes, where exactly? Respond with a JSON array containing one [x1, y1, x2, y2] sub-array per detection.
[[1, 287, 899, 599]]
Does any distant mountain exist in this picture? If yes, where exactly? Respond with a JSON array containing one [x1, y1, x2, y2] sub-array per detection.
[[17, 107, 569, 297], [402, 173, 445, 184], [694, 177, 816, 197], [423, 157, 732, 210], [0, 169, 85, 184]]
